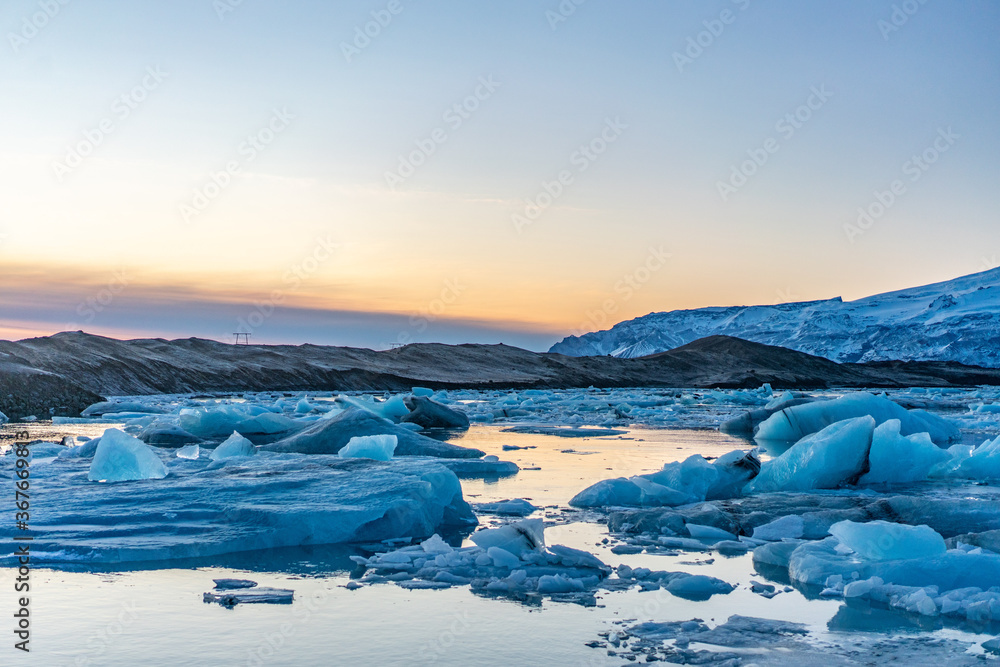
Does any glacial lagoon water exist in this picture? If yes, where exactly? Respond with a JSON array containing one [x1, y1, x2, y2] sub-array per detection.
[[3, 387, 1000, 665]]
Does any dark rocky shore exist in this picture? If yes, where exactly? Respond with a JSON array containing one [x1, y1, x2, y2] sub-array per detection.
[[1, 332, 998, 421]]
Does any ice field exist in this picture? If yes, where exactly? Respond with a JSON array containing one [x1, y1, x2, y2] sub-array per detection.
[[5, 384, 1000, 664]]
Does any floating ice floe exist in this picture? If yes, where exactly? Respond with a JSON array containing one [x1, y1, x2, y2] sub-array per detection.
[[88, 428, 168, 482], [261, 407, 484, 458], [203, 578, 293, 606], [349, 520, 736, 605], [209, 431, 256, 460], [179, 405, 302, 441], [473, 499, 538, 516], [338, 434, 397, 461], [139, 423, 202, 448], [82, 400, 169, 417]]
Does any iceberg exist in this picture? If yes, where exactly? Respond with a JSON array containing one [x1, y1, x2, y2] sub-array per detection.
[[209, 432, 256, 460], [88, 428, 168, 482], [755, 392, 960, 445], [859, 419, 951, 485], [953, 434, 1000, 480], [0, 411, 7, 425], [338, 434, 397, 461], [569, 449, 759, 508], [261, 407, 484, 458], [12, 455, 476, 563], [401, 396, 470, 429], [746, 416, 875, 493]]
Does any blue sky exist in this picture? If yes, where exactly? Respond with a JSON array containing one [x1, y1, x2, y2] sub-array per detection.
[[1, 0, 997, 348]]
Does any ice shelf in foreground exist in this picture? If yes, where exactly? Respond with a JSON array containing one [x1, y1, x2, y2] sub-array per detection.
[[9, 453, 476, 563], [88, 428, 168, 482]]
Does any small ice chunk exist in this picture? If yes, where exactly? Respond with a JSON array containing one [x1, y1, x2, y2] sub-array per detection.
[[487, 546, 521, 569], [470, 519, 545, 557], [176, 445, 200, 460], [685, 524, 736, 541], [0, 411, 8, 424], [210, 432, 256, 461], [420, 534, 454, 554], [828, 520, 947, 561], [213, 578, 257, 590], [337, 434, 397, 461], [88, 428, 168, 483]]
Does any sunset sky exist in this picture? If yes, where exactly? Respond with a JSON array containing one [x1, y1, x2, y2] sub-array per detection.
[[1, 0, 998, 349]]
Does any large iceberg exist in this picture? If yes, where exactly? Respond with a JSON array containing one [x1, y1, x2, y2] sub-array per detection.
[[14, 453, 476, 563], [755, 392, 960, 445], [88, 428, 168, 482], [746, 417, 875, 493], [261, 407, 484, 458]]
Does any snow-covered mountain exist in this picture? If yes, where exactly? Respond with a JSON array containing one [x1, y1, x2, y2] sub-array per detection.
[[549, 267, 1000, 367]]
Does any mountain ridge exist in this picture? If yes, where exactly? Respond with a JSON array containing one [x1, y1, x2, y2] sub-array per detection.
[[550, 267, 1000, 366]]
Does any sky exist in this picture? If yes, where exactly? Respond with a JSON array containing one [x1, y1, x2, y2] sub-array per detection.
[[1, 0, 997, 350]]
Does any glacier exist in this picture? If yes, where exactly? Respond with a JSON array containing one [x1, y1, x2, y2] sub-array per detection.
[[549, 266, 1000, 367]]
